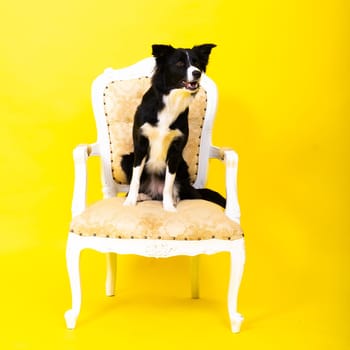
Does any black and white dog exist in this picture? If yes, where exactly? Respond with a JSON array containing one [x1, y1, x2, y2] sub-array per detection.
[[122, 44, 225, 211]]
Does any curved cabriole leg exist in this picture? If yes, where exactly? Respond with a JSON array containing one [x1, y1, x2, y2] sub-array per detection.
[[191, 256, 200, 299], [64, 237, 82, 329], [228, 240, 245, 333], [106, 253, 117, 296]]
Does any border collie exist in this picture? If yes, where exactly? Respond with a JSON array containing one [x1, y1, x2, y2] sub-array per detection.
[[122, 44, 226, 211]]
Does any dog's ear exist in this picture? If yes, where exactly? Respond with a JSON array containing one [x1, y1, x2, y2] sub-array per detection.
[[152, 44, 175, 58], [192, 44, 216, 71]]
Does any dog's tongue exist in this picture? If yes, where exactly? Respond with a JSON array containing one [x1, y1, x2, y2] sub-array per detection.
[[183, 81, 199, 91]]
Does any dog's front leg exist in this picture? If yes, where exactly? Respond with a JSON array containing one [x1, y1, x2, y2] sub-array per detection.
[[124, 157, 146, 206], [163, 135, 185, 212], [163, 166, 177, 212]]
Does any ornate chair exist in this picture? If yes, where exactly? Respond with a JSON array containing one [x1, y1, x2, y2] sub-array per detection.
[[64, 57, 245, 332]]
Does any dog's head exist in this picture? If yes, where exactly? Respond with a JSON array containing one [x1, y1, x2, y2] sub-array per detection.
[[151, 44, 216, 94]]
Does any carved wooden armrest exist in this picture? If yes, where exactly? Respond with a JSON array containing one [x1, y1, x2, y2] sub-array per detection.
[[71, 143, 100, 218], [209, 146, 241, 223]]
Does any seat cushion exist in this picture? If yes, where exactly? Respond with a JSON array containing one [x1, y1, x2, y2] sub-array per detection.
[[70, 197, 244, 241]]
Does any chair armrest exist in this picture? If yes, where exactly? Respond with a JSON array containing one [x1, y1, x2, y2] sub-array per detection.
[[71, 143, 100, 218], [210, 146, 241, 223]]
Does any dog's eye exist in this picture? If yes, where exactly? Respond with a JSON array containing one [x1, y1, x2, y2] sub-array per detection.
[[176, 61, 185, 67]]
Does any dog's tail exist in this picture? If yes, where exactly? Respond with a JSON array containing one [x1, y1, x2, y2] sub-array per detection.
[[197, 188, 226, 208]]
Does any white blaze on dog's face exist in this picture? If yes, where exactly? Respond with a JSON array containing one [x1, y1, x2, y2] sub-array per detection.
[[184, 51, 202, 92]]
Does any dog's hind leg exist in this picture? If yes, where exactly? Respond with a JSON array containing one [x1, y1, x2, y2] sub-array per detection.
[[120, 153, 134, 183]]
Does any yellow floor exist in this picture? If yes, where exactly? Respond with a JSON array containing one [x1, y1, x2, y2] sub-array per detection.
[[1, 235, 348, 349]]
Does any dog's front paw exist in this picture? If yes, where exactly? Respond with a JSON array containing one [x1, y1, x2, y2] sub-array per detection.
[[123, 196, 137, 206], [163, 199, 177, 212]]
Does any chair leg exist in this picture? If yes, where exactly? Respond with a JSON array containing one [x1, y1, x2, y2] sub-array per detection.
[[191, 256, 200, 299], [64, 240, 82, 329], [106, 253, 117, 296], [227, 242, 245, 333]]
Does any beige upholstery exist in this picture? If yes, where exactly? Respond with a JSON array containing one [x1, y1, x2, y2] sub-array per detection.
[[103, 78, 207, 184], [70, 197, 243, 241]]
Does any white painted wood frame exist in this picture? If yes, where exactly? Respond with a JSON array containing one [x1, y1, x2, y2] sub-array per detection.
[[65, 57, 245, 332]]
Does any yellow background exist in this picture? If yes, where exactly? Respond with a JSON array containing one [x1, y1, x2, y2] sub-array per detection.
[[1, 0, 349, 349]]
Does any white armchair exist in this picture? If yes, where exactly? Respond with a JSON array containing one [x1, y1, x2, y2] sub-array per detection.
[[64, 57, 245, 332]]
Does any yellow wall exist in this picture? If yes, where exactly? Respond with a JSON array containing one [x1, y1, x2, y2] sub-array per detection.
[[1, 0, 349, 348]]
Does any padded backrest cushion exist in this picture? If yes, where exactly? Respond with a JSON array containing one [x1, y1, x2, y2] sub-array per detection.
[[103, 77, 207, 185]]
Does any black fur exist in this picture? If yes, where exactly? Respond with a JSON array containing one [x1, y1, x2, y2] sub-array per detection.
[[121, 44, 226, 208]]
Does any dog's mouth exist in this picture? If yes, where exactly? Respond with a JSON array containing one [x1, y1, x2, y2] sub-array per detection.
[[181, 80, 200, 92]]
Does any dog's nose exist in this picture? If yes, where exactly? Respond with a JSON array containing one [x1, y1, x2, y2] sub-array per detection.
[[192, 70, 201, 80]]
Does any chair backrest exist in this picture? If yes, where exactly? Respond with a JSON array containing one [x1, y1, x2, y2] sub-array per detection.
[[91, 57, 218, 198]]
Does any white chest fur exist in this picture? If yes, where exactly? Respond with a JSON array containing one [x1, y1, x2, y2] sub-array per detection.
[[141, 89, 194, 173]]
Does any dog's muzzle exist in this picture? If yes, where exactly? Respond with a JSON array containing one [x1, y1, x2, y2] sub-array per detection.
[[181, 80, 200, 91]]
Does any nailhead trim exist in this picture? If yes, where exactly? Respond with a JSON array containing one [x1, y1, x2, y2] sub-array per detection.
[[103, 84, 116, 185], [191, 89, 207, 183], [70, 232, 238, 241]]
